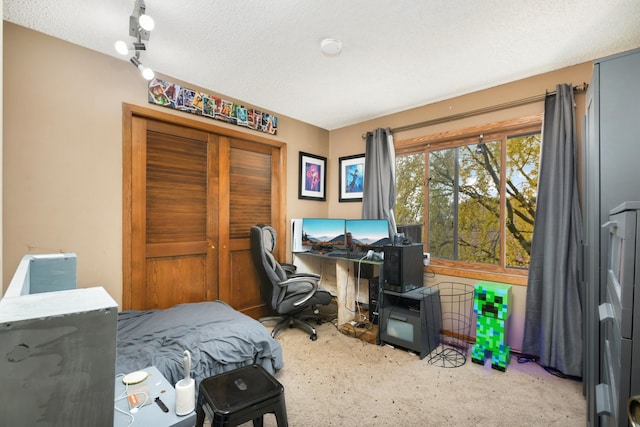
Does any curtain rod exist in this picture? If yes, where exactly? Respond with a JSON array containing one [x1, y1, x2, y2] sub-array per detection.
[[361, 83, 588, 139]]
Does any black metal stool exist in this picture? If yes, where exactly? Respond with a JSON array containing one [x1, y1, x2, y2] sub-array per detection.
[[195, 364, 288, 427]]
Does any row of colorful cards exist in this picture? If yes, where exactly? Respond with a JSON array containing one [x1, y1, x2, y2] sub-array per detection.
[[148, 78, 278, 135]]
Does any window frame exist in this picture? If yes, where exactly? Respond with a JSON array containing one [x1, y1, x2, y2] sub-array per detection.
[[395, 114, 543, 285]]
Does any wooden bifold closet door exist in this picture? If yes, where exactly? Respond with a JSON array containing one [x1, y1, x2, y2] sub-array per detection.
[[123, 104, 285, 316]]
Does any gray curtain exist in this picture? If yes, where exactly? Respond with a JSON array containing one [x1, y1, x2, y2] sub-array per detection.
[[362, 128, 397, 236], [521, 84, 584, 377]]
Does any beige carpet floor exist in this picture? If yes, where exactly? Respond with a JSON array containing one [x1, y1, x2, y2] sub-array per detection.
[[238, 307, 586, 427]]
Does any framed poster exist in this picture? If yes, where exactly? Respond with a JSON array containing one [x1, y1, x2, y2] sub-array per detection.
[[339, 154, 365, 202], [298, 152, 327, 201]]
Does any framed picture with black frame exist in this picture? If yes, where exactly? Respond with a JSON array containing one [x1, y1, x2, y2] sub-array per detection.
[[339, 153, 365, 202], [298, 152, 327, 201]]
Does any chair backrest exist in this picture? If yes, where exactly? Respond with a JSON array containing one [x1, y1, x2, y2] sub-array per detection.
[[250, 224, 288, 310]]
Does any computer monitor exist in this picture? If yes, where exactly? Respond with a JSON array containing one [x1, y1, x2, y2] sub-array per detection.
[[301, 218, 346, 250], [345, 219, 391, 253]]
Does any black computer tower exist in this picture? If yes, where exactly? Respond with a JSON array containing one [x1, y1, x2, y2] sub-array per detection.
[[368, 277, 380, 324], [383, 244, 423, 293]]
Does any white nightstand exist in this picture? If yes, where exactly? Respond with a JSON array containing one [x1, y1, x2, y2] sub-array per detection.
[[114, 366, 196, 427]]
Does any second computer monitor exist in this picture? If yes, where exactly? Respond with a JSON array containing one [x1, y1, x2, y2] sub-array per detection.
[[345, 219, 391, 252]]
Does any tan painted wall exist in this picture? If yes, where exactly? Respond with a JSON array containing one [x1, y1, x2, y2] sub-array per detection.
[[2, 22, 329, 306], [328, 61, 595, 352]]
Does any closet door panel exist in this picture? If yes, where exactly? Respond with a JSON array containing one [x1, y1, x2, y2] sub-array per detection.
[[220, 139, 279, 315], [128, 119, 217, 310], [229, 139, 274, 238]]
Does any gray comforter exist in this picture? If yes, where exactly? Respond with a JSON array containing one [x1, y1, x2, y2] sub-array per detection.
[[116, 300, 283, 390]]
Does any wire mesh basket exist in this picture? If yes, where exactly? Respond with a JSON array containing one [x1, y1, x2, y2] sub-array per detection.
[[425, 281, 475, 368]]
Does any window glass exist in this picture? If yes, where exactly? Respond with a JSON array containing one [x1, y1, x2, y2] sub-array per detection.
[[428, 140, 501, 264], [505, 133, 540, 268], [395, 153, 425, 242], [395, 124, 541, 273], [457, 140, 501, 264], [427, 147, 455, 259]]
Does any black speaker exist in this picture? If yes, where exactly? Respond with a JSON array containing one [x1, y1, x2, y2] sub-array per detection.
[[368, 277, 380, 324], [383, 244, 423, 293]]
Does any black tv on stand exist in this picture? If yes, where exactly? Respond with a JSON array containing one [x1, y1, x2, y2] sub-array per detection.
[[379, 287, 441, 359]]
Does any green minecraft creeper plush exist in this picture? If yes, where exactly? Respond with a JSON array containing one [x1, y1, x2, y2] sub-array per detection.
[[472, 281, 512, 372]]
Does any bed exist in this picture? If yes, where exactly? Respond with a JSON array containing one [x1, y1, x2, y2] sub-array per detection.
[[116, 300, 284, 392], [3, 252, 283, 423]]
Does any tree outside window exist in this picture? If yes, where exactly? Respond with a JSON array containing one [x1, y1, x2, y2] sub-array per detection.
[[395, 126, 541, 273]]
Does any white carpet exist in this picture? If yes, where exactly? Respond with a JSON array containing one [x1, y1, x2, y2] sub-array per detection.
[[251, 312, 585, 427]]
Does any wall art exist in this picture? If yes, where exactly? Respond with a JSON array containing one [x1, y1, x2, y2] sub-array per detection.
[[339, 154, 365, 202], [299, 152, 327, 201]]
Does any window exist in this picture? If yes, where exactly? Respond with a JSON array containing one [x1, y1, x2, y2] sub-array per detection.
[[395, 117, 542, 278], [395, 153, 425, 242]]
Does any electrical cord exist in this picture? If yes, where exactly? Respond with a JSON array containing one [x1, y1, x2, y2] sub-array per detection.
[[353, 256, 369, 322], [319, 296, 375, 340], [424, 266, 436, 278], [341, 266, 357, 314], [114, 374, 135, 426], [114, 373, 149, 426], [334, 255, 379, 339], [511, 351, 581, 381], [114, 404, 135, 427], [341, 261, 367, 323]]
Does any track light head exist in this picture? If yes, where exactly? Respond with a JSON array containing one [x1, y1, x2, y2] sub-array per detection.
[[130, 56, 142, 68], [138, 14, 155, 31], [115, 41, 146, 56], [129, 56, 154, 81], [141, 67, 155, 81], [115, 40, 128, 55], [128, 0, 154, 40], [136, 0, 154, 30]]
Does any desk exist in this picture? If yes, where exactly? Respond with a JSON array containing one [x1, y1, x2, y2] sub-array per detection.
[[114, 366, 196, 427], [293, 251, 384, 326]]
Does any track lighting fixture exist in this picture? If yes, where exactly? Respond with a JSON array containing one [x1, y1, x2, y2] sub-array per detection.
[[116, 0, 155, 81], [129, 0, 154, 40]]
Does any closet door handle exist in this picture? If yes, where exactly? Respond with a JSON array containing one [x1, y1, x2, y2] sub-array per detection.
[[596, 383, 612, 415], [598, 303, 614, 322]]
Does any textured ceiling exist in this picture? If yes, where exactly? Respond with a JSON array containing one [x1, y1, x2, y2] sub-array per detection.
[[4, 0, 640, 130]]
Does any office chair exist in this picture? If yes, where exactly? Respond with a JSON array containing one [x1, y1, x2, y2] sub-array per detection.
[[250, 224, 332, 341]]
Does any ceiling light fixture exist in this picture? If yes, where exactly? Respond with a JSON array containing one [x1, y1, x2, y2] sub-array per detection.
[[116, 0, 155, 80], [320, 38, 342, 56]]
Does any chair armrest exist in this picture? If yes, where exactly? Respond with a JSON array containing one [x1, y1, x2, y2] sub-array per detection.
[[281, 263, 297, 277], [288, 272, 321, 280], [277, 274, 321, 307]]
